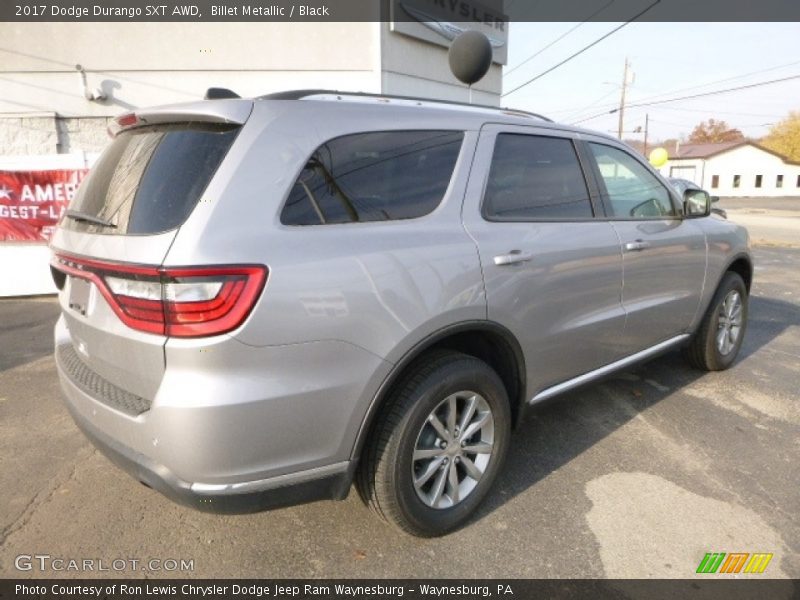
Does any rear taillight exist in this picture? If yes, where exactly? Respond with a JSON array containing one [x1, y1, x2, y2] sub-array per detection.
[[52, 254, 267, 338]]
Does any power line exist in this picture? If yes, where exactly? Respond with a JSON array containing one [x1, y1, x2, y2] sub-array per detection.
[[558, 89, 618, 121], [569, 73, 800, 124], [502, 0, 661, 98], [503, 0, 615, 78], [620, 59, 800, 106], [649, 116, 776, 129], [545, 58, 800, 119], [654, 106, 785, 118]]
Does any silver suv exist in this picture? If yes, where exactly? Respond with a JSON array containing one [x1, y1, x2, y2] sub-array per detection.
[[50, 91, 751, 536]]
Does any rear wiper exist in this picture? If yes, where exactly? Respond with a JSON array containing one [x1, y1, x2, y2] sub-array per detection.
[[65, 210, 117, 228]]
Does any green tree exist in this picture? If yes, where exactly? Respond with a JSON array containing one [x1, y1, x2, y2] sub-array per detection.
[[761, 111, 800, 162], [688, 119, 744, 143]]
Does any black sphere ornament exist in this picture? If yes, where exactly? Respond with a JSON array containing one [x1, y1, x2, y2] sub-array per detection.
[[448, 30, 493, 85]]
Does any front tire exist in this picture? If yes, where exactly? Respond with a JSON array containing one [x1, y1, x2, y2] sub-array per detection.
[[685, 271, 748, 371], [357, 351, 511, 537]]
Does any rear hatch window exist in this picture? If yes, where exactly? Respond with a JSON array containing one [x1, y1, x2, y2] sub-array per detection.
[[63, 123, 239, 235]]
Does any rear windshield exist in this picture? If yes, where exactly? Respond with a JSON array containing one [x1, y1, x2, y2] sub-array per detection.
[[64, 123, 239, 235]]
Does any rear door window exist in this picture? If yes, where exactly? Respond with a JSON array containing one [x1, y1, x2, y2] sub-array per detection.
[[65, 123, 239, 235], [483, 134, 593, 220], [280, 130, 464, 225]]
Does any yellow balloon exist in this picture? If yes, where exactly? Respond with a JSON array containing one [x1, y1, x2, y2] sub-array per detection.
[[649, 147, 669, 167]]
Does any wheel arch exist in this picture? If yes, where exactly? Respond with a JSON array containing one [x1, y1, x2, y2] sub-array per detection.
[[691, 252, 753, 336], [349, 321, 526, 463], [725, 253, 753, 292]]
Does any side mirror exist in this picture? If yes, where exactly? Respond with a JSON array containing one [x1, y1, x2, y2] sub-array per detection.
[[683, 189, 711, 217]]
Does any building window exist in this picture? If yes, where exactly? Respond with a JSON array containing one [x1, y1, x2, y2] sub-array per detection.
[[776, 174, 784, 188], [711, 175, 719, 188], [797, 174, 800, 188], [733, 175, 741, 188], [755, 175, 763, 188]]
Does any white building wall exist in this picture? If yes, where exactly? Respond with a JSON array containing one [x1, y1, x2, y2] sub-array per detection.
[[704, 146, 800, 197], [662, 145, 800, 197], [1, 22, 383, 112], [1, 21, 504, 155], [0, 22, 384, 154]]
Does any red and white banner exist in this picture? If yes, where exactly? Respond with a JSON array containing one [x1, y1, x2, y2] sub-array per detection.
[[0, 169, 88, 242]]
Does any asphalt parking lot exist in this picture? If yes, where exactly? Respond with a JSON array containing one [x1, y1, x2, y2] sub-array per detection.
[[0, 201, 798, 580]]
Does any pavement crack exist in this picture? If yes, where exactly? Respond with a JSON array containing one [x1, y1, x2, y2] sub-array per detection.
[[0, 445, 96, 547]]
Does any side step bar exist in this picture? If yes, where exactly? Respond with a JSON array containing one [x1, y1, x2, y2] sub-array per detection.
[[528, 334, 690, 406]]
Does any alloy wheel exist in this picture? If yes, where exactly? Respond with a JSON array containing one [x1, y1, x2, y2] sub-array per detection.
[[411, 391, 495, 509], [716, 290, 743, 355]]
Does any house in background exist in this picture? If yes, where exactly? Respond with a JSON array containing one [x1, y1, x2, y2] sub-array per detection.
[[658, 141, 800, 197]]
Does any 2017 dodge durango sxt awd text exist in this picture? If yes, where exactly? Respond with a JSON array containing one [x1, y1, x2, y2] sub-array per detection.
[[50, 91, 751, 536]]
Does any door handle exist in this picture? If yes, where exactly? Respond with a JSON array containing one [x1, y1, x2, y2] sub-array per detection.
[[623, 240, 651, 252], [494, 250, 533, 266]]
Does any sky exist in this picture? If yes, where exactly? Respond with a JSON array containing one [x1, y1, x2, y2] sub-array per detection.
[[502, 22, 800, 142]]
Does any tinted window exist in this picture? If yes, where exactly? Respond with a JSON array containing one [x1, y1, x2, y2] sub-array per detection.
[[483, 134, 592, 220], [66, 123, 239, 234], [588, 143, 675, 218], [281, 130, 463, 225]]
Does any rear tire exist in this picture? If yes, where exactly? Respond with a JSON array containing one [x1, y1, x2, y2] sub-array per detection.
[[684, 272, 748, 371], [357, 350, 511, 537]]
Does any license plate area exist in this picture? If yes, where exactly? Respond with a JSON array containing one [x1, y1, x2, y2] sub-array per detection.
[[68, 276, 92, 316]]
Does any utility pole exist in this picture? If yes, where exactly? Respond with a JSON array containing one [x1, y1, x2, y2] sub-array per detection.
[[617, 57, 630, 140], [643, 113, 649, 156]]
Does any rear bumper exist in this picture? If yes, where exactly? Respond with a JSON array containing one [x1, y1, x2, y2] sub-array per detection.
[[54, 315, 390, 513], [63, 398, 353, 513]]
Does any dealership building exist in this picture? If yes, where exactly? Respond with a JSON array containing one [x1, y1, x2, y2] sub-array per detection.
[[0, 20, 506, 157], [0, 14, 508, 296]]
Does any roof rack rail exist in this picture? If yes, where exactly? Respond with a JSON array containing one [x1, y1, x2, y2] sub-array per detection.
[[257, 89, 552, 122]]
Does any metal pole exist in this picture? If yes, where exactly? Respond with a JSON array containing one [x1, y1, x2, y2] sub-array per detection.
[[643, 113, 649, 156]]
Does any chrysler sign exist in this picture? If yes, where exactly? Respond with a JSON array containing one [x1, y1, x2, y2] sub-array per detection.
[[391, 0, 509, 64]]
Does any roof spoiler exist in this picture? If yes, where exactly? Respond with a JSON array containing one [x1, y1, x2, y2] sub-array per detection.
[[108, 99, 253, 137]]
